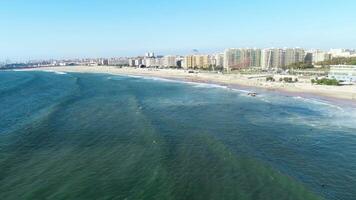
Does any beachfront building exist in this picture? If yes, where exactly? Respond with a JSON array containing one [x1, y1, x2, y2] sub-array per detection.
[[183, 55, 211, 69], [261, 48, 307, 69], [284, 48, 305, 66], [143, 57, 156, 67], [250, 49, 261, 68], [311, 50, 332, 64], [183, 55, 196, 69], [224, 48, 261, 71], [128, 59, 136, 67], [329, 49, 356, 58], [261, 48, 284, 70], [108, 57, 129, 66], [328, 65, 356, 83], [196, 55, 211, 69], [212, 53, 224, 69], [272, 48, 285, 69], [163, 55, 177, 68], [261, 49, 272, 70], [155, 57, 164, 67]]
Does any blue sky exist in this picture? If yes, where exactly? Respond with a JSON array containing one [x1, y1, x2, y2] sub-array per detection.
[[1, 0, 356, 61]]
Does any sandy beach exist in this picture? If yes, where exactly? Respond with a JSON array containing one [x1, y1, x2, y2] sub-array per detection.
[[18, 66, 356, 103]]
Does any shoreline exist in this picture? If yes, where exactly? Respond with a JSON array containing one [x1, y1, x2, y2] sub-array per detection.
[[9, 66, 356, 106]]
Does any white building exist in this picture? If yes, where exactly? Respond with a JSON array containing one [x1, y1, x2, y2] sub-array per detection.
[[135, 59, 143, 66], [163, 55, 177, 67], [329, 49, 356, 58], [213, 53, 224, 68], [128, 59, 136, 67], [311, 50, 331, 63], [329, 65, 356, 83], [108, 58, 129, 66], [145, 52, 155, 58], [261, 48, 284, 69], [261, 49, 273, 70], [144, 58, 156, 67]]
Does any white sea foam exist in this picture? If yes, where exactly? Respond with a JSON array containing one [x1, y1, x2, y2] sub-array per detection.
[[192, 82, 229, 89], [142, 76, 182, 83], [43, 70, 67, 75], [125, 74, 183, 84], [283, 95, 356, 131], [125, 74, 145, 79], [292, 96, 344, 111], [231, 88, 252, 93], [115, 74, 258, 95], [54, 71, 67, 75], [114, 74, 355, 124]]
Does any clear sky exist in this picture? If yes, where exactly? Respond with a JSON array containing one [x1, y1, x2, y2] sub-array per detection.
[[1, 0, 356, 61]]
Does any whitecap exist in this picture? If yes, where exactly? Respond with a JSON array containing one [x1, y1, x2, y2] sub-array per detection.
[[192, 82, 229, 89], [43, 70, 67, 75], [292, 96, 344, 111]]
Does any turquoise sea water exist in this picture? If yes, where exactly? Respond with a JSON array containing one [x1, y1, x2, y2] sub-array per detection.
[[1, 71, 356, 200]]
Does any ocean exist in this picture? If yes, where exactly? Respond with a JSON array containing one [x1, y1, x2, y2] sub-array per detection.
[[1, 71, 356, 200]]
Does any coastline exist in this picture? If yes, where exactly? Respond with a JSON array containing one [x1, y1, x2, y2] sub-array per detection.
[[12, 66, 356, 105]]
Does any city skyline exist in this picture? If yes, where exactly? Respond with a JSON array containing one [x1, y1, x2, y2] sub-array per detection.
[[1, 0, 356, 61]]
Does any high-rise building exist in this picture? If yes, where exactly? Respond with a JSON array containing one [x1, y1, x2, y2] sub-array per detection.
[[144, 57, 156, 67], [145, 52, 155, 58], [284, 48, 305, 66], [155, 57, 164, 67], [128, 59, 136, 67], [163, 56, 177, 67], [250, 49, 261, 67], [261, 48, 306, 69], [261, 48, 283, 69], [261, 49, 273, 70], [272, 48, 285, 69], [184, 55, 196, 69], [194, 55, 211, 69], [329, 49, 356, 58], [212, 53, 224, 68], [311, 50, 331, 64], [183, 55, 211, 69], [128, 57, 144, 67], [224, 48, 261, 71], [108, 57, 129, 66]]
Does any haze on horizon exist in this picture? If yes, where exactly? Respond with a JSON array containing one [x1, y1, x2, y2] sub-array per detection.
[[1, 0, 356, 61]]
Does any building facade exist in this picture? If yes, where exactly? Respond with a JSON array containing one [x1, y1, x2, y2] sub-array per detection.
[[329, 65, 356, 83], [311, 50, 331, 64], [183, 55, 211, 69], [261, 48, 284, 69], [261, 48, 306, 69], [224, 48, 261, 71], [163, 56, 177, 67], [284, 48, 305, 66], [329, 49, 356, 58]]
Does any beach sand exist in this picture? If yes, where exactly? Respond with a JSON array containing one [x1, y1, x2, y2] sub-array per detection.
[[18, 66, 356, 103]]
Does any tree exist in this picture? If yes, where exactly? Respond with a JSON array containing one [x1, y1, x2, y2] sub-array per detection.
[[312, 78, 339, 86], [316, 57, 356, 66], [266, 77, 275, 82], [285, 62, 314, 70]]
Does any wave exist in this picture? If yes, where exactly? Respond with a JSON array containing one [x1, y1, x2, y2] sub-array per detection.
[[43, 70, 67, 75], [111, 74, 351, 115], [192, 82, 229, 89], [231, 88, 252, 93], [292, 96, 344, 111]]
